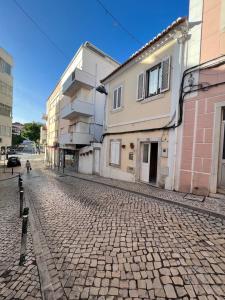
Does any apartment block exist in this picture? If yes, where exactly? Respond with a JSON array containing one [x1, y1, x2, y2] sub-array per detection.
[[0, 47, 13, 155], [45, 42, 119, 173]]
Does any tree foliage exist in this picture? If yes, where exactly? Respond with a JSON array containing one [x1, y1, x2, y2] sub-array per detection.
[[12, 134, 24, 146], [21, 122, 42, 142]]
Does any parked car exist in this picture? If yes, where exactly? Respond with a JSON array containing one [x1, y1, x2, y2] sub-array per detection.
[[7, 156, 21, 167], [7, 148, 16, 155]]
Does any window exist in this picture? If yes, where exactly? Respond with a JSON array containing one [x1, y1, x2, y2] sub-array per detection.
[[110, 140, 121, 166], [146, 57, 170, 98], [0, 103, 12, 117], [113, 86, 122, 110], [143, 144, 149, 163], [0, 58, 11, 75], [147, 64, 162, 97], [0, 80, 12, 98], [137, 73, 144, 100]]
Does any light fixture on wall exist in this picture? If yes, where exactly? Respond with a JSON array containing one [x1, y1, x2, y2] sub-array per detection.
[[130, 143, 134, 149], [188, 73, 195, 87]]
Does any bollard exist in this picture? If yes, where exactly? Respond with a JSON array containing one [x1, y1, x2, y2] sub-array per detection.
[[11, 168, 14, 175], [19, 187, 24, 218], [18, 174, 21, 187], [19, 207, 29, 266], [19, 178, 23, 188]]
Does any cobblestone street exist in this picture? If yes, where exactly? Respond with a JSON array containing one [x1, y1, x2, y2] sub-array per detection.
[[16, 165, 225, 300]]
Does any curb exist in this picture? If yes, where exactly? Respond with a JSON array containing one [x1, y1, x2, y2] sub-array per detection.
[[26, 192, 56, 300], [57, 171, 225, 221]]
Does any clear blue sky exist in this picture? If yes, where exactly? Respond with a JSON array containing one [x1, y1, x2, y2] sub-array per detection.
[[0, 0, 189, 124]]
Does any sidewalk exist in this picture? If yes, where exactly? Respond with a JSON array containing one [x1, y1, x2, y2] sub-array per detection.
[[0, 177, 41, 299], [52, 167, 225, 220]]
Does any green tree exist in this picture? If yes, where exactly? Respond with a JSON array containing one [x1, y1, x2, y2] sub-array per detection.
[[12, 134, 24, 146], [21, 122, 42, 142]]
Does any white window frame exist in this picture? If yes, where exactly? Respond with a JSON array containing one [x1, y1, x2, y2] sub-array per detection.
[[145, 56, 171, 98], [109, 139, 121, 167], [136, 72, 145, 101], [112, 86, 123, 110]]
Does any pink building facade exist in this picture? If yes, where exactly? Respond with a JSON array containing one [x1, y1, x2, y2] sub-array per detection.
[[178, 0, 225, 196]]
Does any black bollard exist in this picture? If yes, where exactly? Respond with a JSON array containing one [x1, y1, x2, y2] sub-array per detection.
[[19, 187, 24, 218], [19, 207, 29, 266], [11, 168, 14, 175]]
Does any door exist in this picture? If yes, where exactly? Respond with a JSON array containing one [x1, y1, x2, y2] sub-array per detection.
[[219, 114, 225, 188], [94, 149, 100, 174], [140, 142, 159, 184], [149, 142, 158, 183], [140, 143, 150, 182]]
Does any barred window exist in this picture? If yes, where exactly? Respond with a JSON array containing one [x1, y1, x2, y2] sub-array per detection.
[[0, 102, 12, 117], [0, 58, 11, 75], [0, 80, 13, 97]]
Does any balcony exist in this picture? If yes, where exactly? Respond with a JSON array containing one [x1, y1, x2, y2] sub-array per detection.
[[59, 132, 92, 146], [62, 68, 95, 97], [61, 99, 94, 120], [42, 113, 48, 120]]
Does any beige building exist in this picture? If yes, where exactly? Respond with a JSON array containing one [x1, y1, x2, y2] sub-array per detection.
[[100, 18, 189, 189], [0, 47, 13, 155], [44, 82, 61, 166]]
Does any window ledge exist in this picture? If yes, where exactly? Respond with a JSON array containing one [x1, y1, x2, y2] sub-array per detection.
[[111, 107, 124, 113], [140, 93, 165, 104]]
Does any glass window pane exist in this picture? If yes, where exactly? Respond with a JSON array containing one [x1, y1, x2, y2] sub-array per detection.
[[143, 144, 149, 163], [149, 68, 159, 95]]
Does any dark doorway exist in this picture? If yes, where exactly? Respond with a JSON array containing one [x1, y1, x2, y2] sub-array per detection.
[[149, 143, 158, 183]]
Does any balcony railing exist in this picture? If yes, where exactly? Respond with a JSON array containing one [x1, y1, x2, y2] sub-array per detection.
[[59, 132, 92, 146], [62, 68, 95, 97], [61, 99, 94, 120]]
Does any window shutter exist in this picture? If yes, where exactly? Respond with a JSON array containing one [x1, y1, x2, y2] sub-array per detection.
[[115, 141, 120, 165], [110, 141, 120, 165], [161, 57, 170, 92], [137, 73, 144, 100], [113, 89, 117, 109], [117, 87, 122, 108]]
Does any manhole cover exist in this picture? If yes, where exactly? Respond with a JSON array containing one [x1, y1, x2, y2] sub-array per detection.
[[184, 194, 205, 202]]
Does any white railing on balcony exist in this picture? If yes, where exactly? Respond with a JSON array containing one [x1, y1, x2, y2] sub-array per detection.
[[59, 132, 92, 146], [61, 99, 94, 120]]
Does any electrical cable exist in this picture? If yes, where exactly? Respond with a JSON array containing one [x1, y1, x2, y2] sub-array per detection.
[[13, 0, 69, 60], [100, 54, 225, 142], [95, 0, 143, 46]]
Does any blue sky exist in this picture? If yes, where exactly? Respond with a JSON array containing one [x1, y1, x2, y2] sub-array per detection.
[[0, 0, 189, 124]]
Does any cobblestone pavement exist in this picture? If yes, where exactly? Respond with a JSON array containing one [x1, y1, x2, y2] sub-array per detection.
[[25, 167, 225, 300], [52, 168, 225, 219], [0, 178, 41, 300]]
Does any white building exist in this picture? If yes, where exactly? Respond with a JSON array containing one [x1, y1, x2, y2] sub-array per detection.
[[45, 42, 119, 174]]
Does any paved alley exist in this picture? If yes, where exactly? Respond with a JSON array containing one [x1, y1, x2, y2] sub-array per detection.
[[19, 165, 225, 300]]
